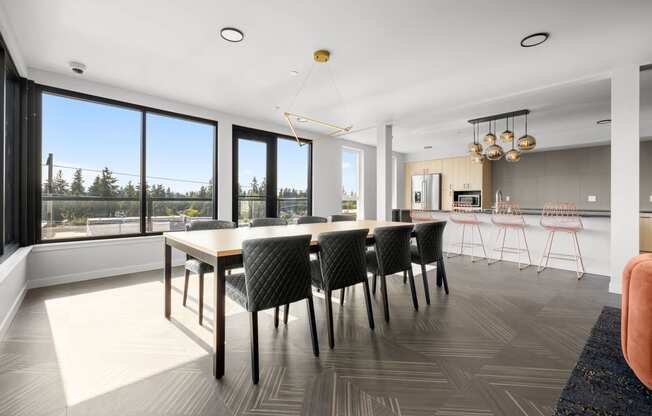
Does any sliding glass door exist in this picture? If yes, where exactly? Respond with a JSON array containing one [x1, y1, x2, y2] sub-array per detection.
[[237, 136, 271, 225], [233, 126, 312, 225]]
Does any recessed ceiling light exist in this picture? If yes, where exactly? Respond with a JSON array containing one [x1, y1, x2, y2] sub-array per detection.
[[290, 70, 299, 76], [424, 145, 433, 149], [69, 61, 86, 75], [596, 119, 611, 125], [520, 32, 549, 48], [220, 27, 244, 43]]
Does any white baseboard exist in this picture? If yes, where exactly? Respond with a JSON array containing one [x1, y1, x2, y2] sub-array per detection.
[[27, 260, 183, 289], [0, 284, 26, 341]]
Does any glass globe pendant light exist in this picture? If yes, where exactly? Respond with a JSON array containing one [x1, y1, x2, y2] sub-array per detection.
[[468, 122, 483, 154], [500, 115, 514, 143], [517, 113, 537, 151], [484, 120, 497, 145]]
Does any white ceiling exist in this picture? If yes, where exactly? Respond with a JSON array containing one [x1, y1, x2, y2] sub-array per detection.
[[3, 0, 652, 156]]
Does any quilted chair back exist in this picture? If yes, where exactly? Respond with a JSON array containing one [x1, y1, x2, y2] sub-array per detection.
[[373, 224, 414, 276], [250, 217, 288, 227], [242, 234, 312, 312], [186, 219, 235, 231], [317, 229, 369, 291], [414, 221, 446, 264], [329, 214, 356, 222], [297, 216, 328, 224]]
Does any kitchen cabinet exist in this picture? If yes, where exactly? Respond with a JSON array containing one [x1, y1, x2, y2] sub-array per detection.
[[405, 155, 492, 210], [641, 214, 652, 252]]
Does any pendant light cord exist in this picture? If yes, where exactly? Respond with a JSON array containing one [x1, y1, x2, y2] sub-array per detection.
[[287, 61, 316, 112]]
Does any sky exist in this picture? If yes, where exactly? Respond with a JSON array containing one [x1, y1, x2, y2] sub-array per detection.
[[342, 148, 359, 196], [42, 93, 310, 195]]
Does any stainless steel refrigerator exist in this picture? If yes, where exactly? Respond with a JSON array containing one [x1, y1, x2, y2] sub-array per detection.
[[411, 173, 441, 210]]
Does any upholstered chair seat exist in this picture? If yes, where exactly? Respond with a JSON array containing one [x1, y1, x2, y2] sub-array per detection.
[[309, 229, 374, 348], [185, 259, 212, 274], [223, 234, 319, 384], [410, 221, 449, 303], [621, 253, 652, 389]]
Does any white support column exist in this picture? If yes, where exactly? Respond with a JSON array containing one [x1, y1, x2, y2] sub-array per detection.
[[217, 120, 233, 221], [376, 124, 393, 221], [610, 65, 640, 293]]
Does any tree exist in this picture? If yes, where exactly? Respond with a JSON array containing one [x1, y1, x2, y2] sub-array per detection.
[[122, 181, 137, 198], [52, 170, 69, 195], [70, 169, 85, 195], [88, 167, 119, 197]]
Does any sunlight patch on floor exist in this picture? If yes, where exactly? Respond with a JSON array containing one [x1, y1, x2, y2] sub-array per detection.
[[45, 279, 209, 406]]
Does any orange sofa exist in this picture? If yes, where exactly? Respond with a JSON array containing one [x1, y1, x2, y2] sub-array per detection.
[[622, 253, 652, 389]]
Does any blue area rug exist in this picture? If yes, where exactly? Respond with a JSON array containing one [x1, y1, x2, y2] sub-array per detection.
[[554, 306, 652, 415]]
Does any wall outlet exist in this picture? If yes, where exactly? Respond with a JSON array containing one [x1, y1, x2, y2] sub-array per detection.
[[505, 195, 510, 201], [588, 195, 597, 202]]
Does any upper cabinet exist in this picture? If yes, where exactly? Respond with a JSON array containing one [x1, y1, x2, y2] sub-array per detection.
[[404, 156, 492, 211]]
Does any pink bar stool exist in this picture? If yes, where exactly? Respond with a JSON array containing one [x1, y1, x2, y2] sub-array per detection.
[[447, 202, 487, 262], [537, 202, 585, 279], [488, 202, 532, 269]]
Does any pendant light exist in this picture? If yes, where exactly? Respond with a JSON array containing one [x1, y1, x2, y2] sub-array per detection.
[[517, 112, 537, 151], [500, 115, 514, 143], [470, 123, 485, 163], [505, 116, 521, 162], [484, 120, 497, 145], [468, 121, 483, 154], [485, 120, 504, 160]]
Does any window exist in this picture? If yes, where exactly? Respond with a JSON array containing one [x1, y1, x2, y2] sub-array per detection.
[[392, 156, 398, 209], [0, 44, 22, 256], [41, 93, 141, 240], [145, 113, 215, 232], [277, 138, 310, 221], [39, 88, 217, 241], [233, 126, 312, 226], [342, 147, 361, 218]]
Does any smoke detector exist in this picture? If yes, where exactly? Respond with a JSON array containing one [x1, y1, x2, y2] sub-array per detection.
[[69, 61, 86, 75]]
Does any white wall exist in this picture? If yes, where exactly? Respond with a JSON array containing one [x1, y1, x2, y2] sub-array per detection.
[[0, 247, 30, 339]]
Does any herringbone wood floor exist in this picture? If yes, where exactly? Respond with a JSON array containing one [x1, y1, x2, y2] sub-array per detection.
[[0, 256, 619, 416]]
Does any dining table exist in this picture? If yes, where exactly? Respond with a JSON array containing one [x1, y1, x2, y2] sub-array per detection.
[[163, 219, 416, 379]]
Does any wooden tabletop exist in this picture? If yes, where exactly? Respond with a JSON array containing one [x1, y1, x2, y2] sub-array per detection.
[[164, 219, 416, 257]]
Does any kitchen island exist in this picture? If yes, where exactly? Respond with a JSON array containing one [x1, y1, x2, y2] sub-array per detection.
[[411, 209, 610, 277]]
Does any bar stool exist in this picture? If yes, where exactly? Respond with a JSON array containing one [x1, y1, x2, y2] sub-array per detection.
[[488, 202, 531, 269], [447, 202, 487, 262], [537, 202, 585, 279]]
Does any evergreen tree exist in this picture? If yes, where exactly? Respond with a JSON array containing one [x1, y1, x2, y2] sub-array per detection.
[[70, 169, 85, 195], [52, 170, 69, 195], [88, 167, 119, 197], [122, 181, 137, 198]]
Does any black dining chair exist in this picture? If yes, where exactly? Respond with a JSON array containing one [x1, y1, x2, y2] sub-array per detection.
[[297, 216, 328, 224], [411, 221, 449, 304], [225, 234, 319, 384], [367, 224, 417, 322], [183, 220, 236, 325], [329, 214, 356, 222], [311, 229, 374, 348], [250, 216, 290, 326], [250, 217, 288, 227]]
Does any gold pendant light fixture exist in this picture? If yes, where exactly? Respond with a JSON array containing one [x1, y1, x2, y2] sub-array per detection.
[[467, 109, 535, 163], [283, 49, 352, 146], [517, 112, 537, 151]]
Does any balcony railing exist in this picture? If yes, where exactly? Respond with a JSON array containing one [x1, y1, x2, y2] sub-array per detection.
[[237, 196, 308, 225], [41, 194, 213, 240]]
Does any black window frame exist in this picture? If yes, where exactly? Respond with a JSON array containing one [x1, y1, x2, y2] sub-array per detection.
[[0, 35, 23, 261], [36, 85, 218, 243], [232, 125, 312, 225]]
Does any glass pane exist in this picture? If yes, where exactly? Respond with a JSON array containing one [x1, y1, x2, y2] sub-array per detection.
[[41, 93, 141, 240], [238, 139, 267, 226], [342, 148, 360, 217], [146, 113, 214, 232], [277, 138, 309, 223]]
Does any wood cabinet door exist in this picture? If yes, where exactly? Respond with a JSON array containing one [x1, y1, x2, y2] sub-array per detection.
[[441, 158, 455, 210], [641, 216, 652, 252]]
